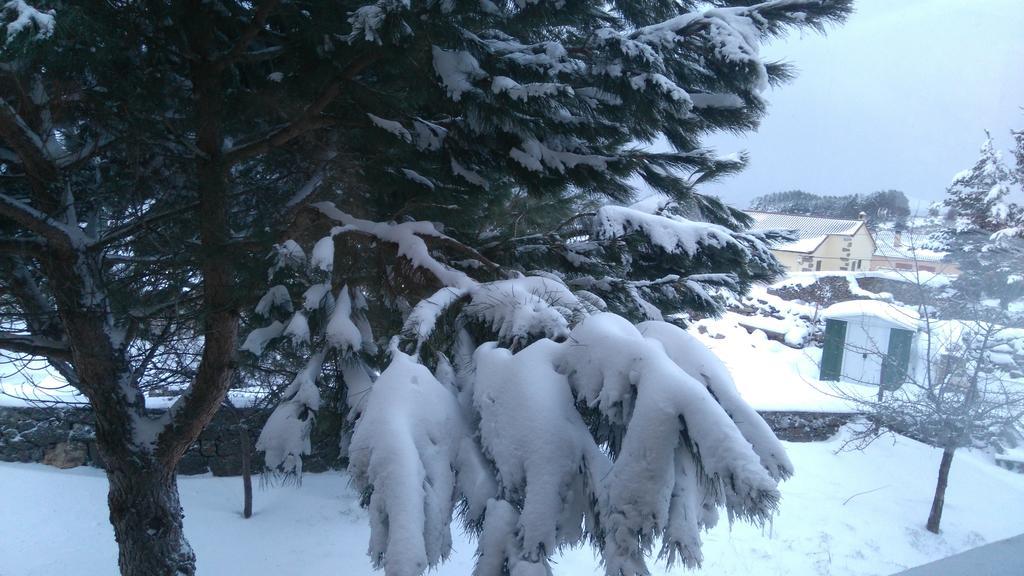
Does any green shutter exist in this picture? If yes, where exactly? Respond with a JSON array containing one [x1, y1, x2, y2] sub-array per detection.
[[820, 319, 847, 381], [881, 328, 914, 390]]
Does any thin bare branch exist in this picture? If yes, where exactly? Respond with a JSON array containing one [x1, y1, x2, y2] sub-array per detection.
[[223, 53, 382, 164], [0, 332, 72, 360], [0, 99, 57, 182], [0, 235, 45, 256], [215, 0, 281, 70], [92, 201, 199, 249]]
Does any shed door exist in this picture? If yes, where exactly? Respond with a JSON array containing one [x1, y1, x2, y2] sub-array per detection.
[[820, 319, 846, 381], [881, 328, 914, 390], [842, 319, 889, 385]]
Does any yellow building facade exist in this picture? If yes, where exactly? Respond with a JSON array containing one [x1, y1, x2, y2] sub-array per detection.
[[745, 211, 876, 273]]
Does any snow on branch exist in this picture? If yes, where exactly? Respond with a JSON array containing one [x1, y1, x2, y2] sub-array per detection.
[[367, 113, 412, 143], [431, 46, 486, 102], [256, 351, 325, 476], [326, 285, 364, 353], [2, 0, 54, 45], [313, 201, 478, 289], [509, 138, 612, 174], [402, 276, 595, 355], [347, 350, 467, 575], [0, 190, 86, 246], [239, 320, 285, 356], [268, 239, 306, 278], [251, 204, 792, 576], [490, 76, 572, 102], [347, 308, 789, 576], [557, 313, 783, 570], [462, 278, 579, 348], [638, 321, 793, 480], [0, 99, 58, 181], [255, 285, 293, 317], [401, 287, 468, 356], [593, 204, 743, 257]]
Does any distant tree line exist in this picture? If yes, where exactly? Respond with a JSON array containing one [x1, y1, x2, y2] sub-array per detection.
[[749, 189, 911, 225]]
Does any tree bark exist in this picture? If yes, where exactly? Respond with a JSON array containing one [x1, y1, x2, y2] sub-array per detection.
[[926, 446, 956, 533], [106, 461, 195, 576], [1, 5, 240, 573]]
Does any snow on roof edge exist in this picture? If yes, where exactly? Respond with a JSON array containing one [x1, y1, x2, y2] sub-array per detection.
[[821, 300, 920, 330]]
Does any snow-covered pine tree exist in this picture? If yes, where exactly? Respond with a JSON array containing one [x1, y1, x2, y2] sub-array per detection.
[[1007, 125, 1024, 237], [943, 132, 1015, 232], [933, 132, 1024, 314], [236, 3, 857, 575], [3, 1, 851, 574]]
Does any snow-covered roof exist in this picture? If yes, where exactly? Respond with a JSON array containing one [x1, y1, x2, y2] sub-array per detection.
[[776, 235, 827, 253], [821, 300, 920, 330], [872, 231, 947, 262], [745, 211, 865, 254]]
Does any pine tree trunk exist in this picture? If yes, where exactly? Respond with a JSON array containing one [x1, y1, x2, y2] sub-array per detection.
[[926, 446, 956, 534], [106, 461, 196, 575]]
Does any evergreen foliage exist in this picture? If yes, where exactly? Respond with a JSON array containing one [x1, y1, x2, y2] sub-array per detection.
[[750, 189, 911, 224], [1, 0, 853, 574], [234, 2, 855, 575], [931, 132, 1024, 314]]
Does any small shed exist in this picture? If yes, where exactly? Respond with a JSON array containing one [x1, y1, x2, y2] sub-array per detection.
[[819, 300, 919, 388]]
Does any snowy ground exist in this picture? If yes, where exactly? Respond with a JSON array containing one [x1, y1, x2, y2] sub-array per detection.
[[690, 310, 874, 413], [2, 427, 1023, 576], [3, 274, 1022, 575]]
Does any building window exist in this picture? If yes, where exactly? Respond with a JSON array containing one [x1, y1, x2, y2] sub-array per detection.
[[815, 260, 822, 271]]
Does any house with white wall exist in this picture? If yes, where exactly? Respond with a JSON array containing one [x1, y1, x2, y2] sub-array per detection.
[[745, 211, 876, 273]]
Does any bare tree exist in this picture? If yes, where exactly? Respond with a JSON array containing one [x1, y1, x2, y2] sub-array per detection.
[[822, 293, 1024, 533]]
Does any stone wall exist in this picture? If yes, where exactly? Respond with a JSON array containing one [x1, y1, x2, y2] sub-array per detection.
[[0, 405, 344, 476], [760, 411, 854, 442], [768, 275, 861, 307], [1, 405, 851, 474]]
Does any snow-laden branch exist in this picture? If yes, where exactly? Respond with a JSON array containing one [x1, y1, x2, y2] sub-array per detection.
[[348, 350, 467, 575], [345, 312, 789, 576], [0, 191, 86, 245], [2, 0, 55, 45], [593, 204, 744, 256], [313, 201, 489, 289], [256, 351, 325, 476]]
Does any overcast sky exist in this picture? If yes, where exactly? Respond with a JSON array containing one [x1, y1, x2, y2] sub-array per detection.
[[699, 0, 1024, 211]]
